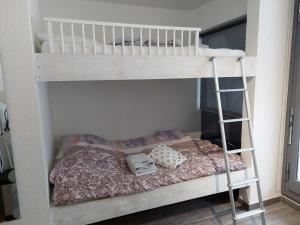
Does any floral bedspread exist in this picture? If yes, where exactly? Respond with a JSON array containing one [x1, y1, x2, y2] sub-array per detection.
[[49, 140, 246, 205]]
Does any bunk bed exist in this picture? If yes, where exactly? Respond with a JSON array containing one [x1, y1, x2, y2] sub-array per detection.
[[34, 17, 256, 225]]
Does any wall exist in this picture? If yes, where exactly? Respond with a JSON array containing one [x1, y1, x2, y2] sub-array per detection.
[[244, 0, 294, 203], [191, 0, 247, 30], [48, 79, 201, 145], [40, 0, 192, 28]]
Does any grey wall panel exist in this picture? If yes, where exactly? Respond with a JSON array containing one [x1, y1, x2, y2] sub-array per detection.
[[48, 79, 200, 144]]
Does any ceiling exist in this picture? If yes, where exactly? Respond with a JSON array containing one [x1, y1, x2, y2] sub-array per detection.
[[91, 0, 212, 10]]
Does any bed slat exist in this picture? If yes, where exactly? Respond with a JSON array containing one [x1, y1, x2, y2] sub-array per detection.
[[188, 31, 191, 56], [71, 23, 76, 54], [165, 29, 167, 56], [149, 28, 151, 56], [112, 26, 116, 55], [81, 24, 86, 55], [47, 21, 54, 53], [131, 27, 134, 56], [181, 30, 183, 56], [140, 28, 143, 56], [102, 26, 106, 55], [60, 22, 64, 54], [173, 29, 176, 56], [157, 29, 160, 56], [92, 24, 96, 55], [122, 26, 125, 55]]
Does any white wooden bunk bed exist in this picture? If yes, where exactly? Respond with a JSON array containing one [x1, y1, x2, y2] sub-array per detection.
[[35, 17, 256, 225]]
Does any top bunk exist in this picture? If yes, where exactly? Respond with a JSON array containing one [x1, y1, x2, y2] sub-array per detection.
[[34, 17, 256, 81]]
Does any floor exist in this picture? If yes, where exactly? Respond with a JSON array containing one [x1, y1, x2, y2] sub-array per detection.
[[92, 193, 300, 225]]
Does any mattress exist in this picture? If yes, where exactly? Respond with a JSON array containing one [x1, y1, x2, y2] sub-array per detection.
[[49, 137, 246, 206], [37, 34, 246, 57]]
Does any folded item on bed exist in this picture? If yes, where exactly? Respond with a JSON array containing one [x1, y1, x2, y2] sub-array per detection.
[[126, 153, 156, 176], [49, 139, 246, 205]]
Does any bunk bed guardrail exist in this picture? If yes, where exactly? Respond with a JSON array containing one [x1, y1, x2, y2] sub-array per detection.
[[44, 17, 202, 56]]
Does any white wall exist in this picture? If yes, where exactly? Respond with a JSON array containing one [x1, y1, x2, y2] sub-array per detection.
[[48, 79, 201, 144], [191, 0, 247, 30], [40, 0, 192, 28], [245, 0, 294, 203]]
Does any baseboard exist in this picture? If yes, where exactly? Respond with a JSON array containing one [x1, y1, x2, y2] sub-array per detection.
[[282, 195, 300, 211], [238, 197, 282, 210]]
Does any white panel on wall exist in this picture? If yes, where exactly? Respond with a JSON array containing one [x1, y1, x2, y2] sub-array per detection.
[[48, 79, 201, 145]]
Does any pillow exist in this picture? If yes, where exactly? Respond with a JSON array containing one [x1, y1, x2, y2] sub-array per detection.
[[149, 144, 187, 169], [61, 134, 115, 155]]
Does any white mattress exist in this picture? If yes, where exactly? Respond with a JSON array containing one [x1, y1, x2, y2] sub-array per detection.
[[40, 40, 246, 57]]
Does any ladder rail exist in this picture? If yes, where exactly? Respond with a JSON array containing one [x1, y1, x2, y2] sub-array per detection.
[[211, 57, 237, 220], [240, 58, 266, 213], [211, 57, 266, 225]]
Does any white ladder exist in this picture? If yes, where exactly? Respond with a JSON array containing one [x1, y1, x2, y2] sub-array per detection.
[[211, 57, 266, 224]]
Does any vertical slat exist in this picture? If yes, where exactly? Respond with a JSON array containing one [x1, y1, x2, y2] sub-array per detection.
[[131, 27, 134, 56], [102, 25, 106, 55], [92, 24, 96, 55], [122, 26, 125, 55], [112, 26, 116, 55], [82, 24, 86, 54], [188, 30, 191, 56], [157, 29, 160, 56], [181, 30, 183, 56], [71, 23, 76, 54], [149, 28, 151, 56], [165, 29, 168, 56], [60, 22, 65, 54], [173, 29, 176, 56], [140, 28, 143, 56], [47, 21, 54, 53], [195, 30, 199, 56]]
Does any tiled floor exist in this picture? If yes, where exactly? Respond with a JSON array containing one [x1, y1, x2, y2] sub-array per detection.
[[92, 194, 300, 225]]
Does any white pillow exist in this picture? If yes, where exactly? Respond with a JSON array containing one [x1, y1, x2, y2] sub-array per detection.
[[149, 144, 187, 169]]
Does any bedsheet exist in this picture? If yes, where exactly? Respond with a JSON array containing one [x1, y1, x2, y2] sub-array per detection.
[[49, 139, 246, 205]]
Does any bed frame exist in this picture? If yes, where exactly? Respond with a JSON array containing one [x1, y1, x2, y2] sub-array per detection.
[[33, 18, 256, 225], [51, 170, 249, 225], [34, 17, 256, 81]]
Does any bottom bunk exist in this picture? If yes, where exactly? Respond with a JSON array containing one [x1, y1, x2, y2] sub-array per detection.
[[50, 170, 248, 225], [49, 130, 250, 225]]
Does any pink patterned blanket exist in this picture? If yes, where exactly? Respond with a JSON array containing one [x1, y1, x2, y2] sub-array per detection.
[[49, 139, 246, 205]]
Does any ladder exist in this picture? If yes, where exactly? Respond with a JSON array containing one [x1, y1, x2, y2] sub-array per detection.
[[211, 56, 266, 224]]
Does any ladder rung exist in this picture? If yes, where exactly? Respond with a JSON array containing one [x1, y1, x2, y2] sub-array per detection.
[[227, 148, 255, 154], [229, 178, 259, 188], [221, 118, 251, 123], [218, 88, 247, 93], [234, 209, 265, 221]]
